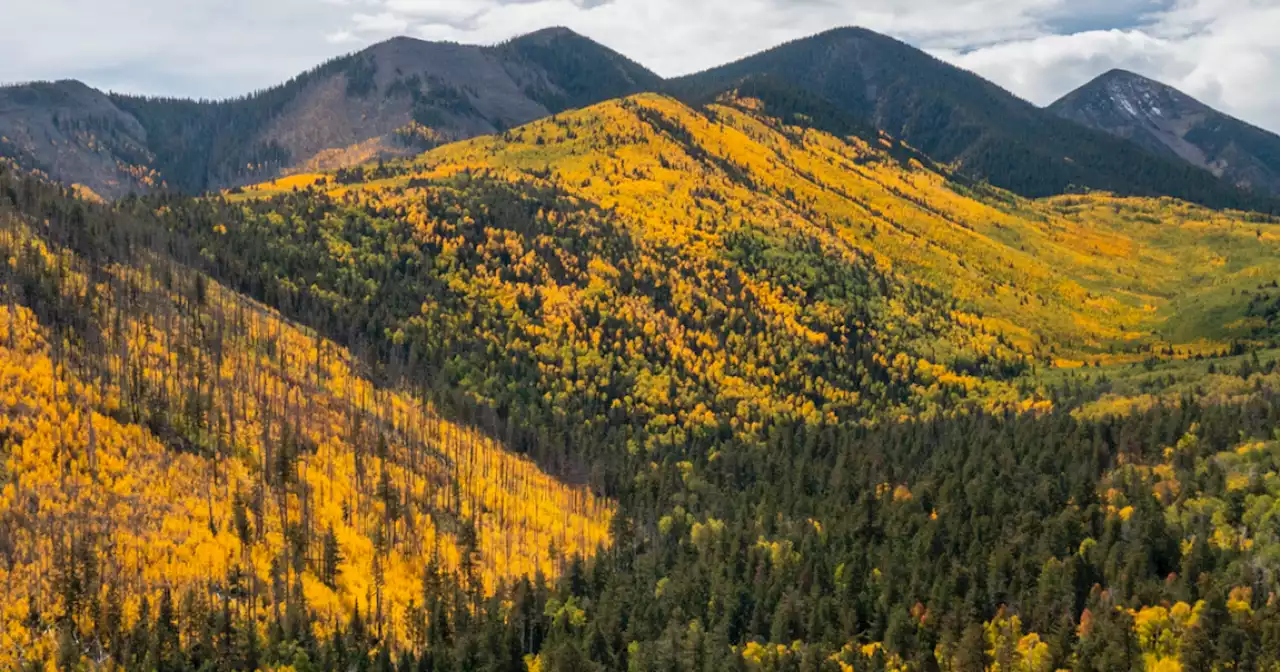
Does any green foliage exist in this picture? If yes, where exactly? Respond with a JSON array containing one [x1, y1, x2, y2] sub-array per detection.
[[7, 77, 1280, 672]]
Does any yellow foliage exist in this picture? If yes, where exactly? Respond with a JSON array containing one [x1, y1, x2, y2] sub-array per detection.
[[1229, 586, 1254, 614], [410, 94, 1280, 367], [0, 223, 612, 665]]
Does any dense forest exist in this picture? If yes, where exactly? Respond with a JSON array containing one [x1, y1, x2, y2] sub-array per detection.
[[1, 87, 1280, 672], [0, 161, 611, 669]]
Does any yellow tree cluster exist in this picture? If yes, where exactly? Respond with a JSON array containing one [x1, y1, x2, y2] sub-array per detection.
[[231, 90, 1280, 441], [404, 93, 1280, 368], [0, 219, 611, 667]]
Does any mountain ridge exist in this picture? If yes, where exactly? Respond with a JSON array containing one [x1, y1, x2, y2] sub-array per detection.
[[1, 28, 662, 196], [4, 72, 1280, 670], [3, 25, 1278, 214], [671, 28, 1278, 212]]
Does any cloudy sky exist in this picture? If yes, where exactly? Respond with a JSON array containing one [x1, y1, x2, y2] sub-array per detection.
[[3, 0, 1279, 132]]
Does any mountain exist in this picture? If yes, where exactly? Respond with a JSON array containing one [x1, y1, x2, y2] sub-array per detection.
[[142, 93, 1280, 668], [672, 27, 1278, 212], [1049, 68, 1280, 196], [495, 26, 665, 111], [178, 91, 1280, 452], [4, 88, 1280, 669], [0, 27, 660, 196], [0, 80, 162, 198], [5, 26, 1280, 214]]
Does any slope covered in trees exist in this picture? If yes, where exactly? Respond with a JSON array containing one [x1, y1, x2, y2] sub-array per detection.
[[4, 89, 1280, 671], [241, 92, 1279, 367], [0, 161, 610, 668], [0, 80, 164, 199], [155, 93, 1280, 671]]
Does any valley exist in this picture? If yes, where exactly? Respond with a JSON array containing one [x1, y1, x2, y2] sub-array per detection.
[[2, 20, 1280, 672]]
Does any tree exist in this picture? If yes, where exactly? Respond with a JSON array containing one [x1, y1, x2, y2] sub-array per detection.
[[323, 525, 343, 589]]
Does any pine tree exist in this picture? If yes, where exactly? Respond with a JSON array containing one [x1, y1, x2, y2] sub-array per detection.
[[323, 525, 343, 589]]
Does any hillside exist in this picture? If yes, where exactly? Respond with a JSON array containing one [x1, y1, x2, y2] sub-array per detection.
[[397, 93, 1280, 363], [671, 28, 1278, 212], [4, 87, 1280, 669], [0, 28, 659, 197], [1050, 69, 1280, 196], [173, 92, 1280, 465], [0, 161, 610, 667], [133, 92, 1280, 670], [0, 80, 163, 199]]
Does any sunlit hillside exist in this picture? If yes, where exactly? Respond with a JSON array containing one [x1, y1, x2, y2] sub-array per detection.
[[0, 174, 610, 667], [222, 92, 1280, 439], [400, 93, 1280, 363]]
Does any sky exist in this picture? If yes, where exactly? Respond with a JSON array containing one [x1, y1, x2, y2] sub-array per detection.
[[2, 0, 1279, 133]]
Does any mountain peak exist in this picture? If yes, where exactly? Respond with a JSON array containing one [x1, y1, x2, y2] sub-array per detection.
[[518, 26, 583, 41], [497, 26, 663, 111], [774, 26, 905, 51], [1056, 68, 1196, 123], [1050, 69, 1280, 195], [376, 35, 429, 47], [503, 26, 598, 49], [673, 29, 1275, 209], [1095, 68, 1154, 84], [812, 26, 879, 39], [0, 78, 97, 99]]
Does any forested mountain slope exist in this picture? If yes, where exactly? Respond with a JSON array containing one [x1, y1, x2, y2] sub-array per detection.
[[5, 83, 1280, 669], [149, 90, 1280, 489], [427, 93, 1280, 355], [0, 28, 659, 198], [0, 80, 163, 199], [0, 161, 610, 668], [239, 92, 1279, 365], [1050, 69, 1280, 196], [111, 28, 660, 195], [119, 92, 1280, 671], [671, 28, 1279, 212], [6, 26, 1280, 214]]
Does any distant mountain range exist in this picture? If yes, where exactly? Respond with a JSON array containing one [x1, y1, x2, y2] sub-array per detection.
[[0, 27, 660, 197], [2, 26, 1278, 211], [1049, 68, 1280, 197]]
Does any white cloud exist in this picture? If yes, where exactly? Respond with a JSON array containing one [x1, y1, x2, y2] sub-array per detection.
[[935, 30, 1183, 104], [939, 0, 1280, 131], [352, 10, 412, 33], [398, 0, 1062, 76], [0, 0, 354, 98], [0, 0, 1277, 132], [385, 0, 492, 25]]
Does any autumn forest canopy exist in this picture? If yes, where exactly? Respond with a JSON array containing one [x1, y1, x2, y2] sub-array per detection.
[[4, 25, 1280, 672]]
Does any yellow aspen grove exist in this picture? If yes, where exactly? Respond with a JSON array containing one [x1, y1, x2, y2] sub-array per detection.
[[0, 217, 611, 667]]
